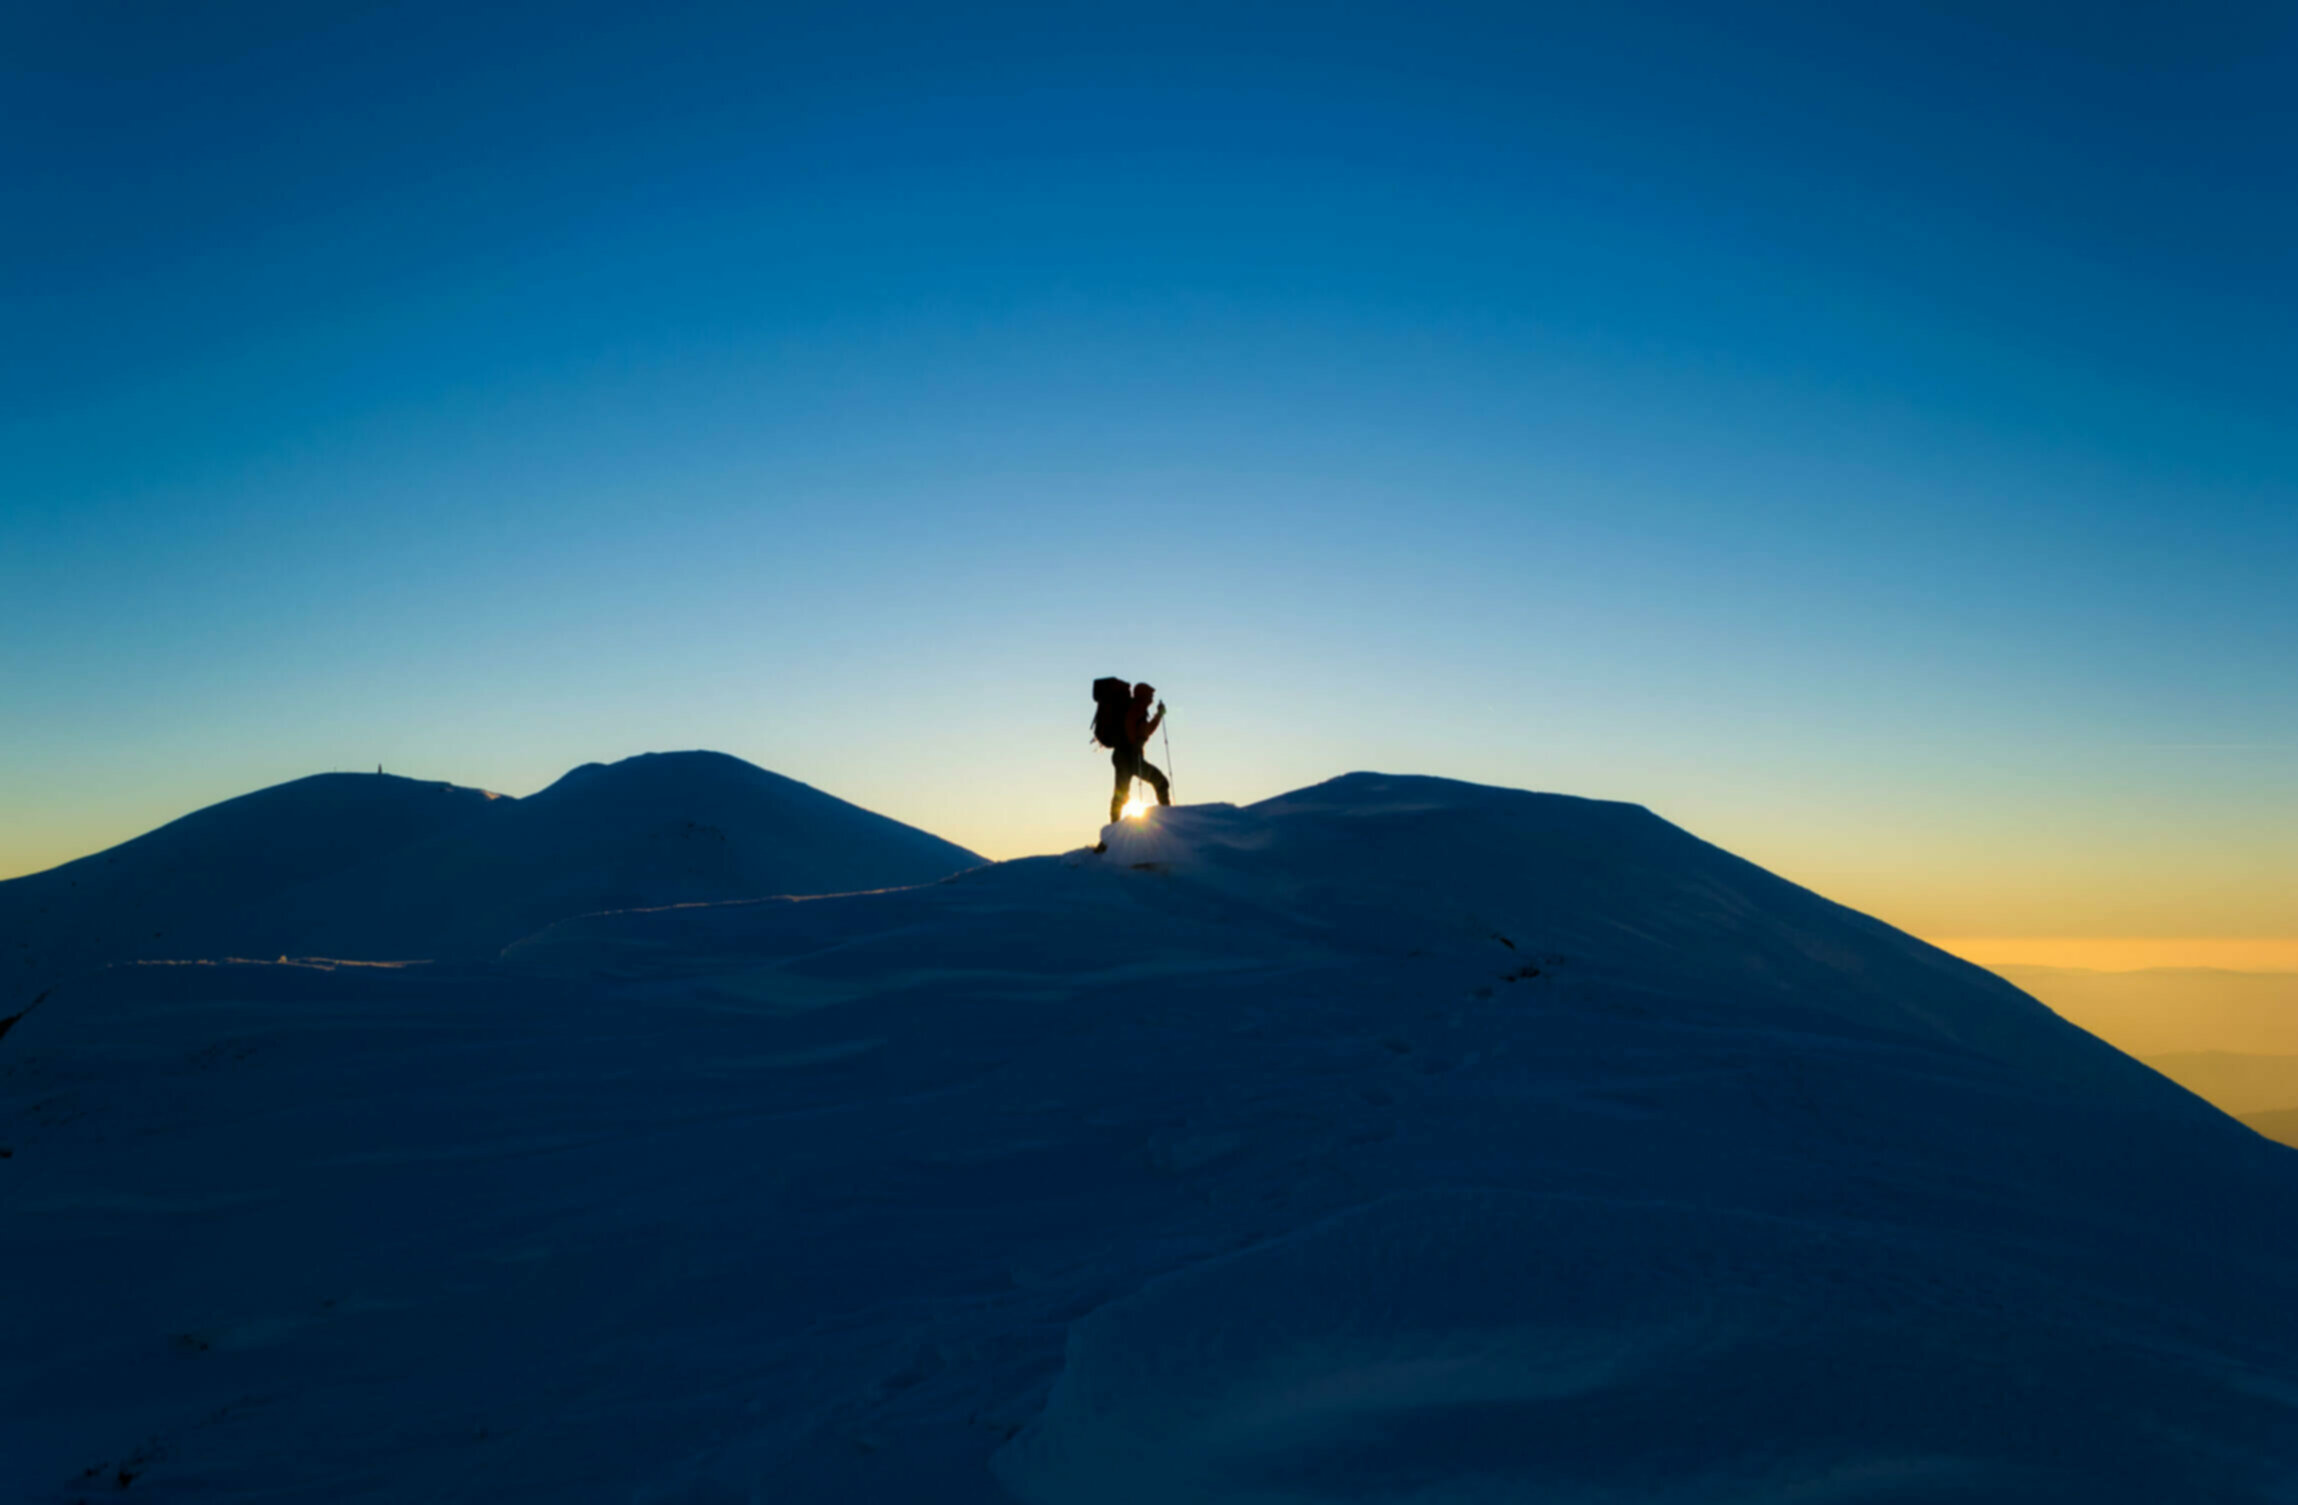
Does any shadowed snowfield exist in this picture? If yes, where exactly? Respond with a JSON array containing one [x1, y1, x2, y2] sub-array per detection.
[[4, 772, 2294, 1502]]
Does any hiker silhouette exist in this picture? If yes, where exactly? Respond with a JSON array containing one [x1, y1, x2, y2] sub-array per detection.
[[1091, 677, 1171, 824]]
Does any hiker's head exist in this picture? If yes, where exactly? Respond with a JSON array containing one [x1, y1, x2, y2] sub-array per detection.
[[1133, 682, 1156, 703]]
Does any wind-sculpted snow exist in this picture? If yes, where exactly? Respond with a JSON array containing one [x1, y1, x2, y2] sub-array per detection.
[[2, 773, 2292, 1502], [998, 1190, 2291, 1504]]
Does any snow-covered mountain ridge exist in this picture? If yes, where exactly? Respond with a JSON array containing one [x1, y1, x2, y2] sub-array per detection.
[[0, 771, 501, 1015], [3, 772, 2292, 1502], [0, 751, 983, 1017]]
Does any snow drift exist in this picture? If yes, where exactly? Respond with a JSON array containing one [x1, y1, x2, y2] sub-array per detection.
[[2, 773, 2292, 1503], [0, 752, 983, 1013]]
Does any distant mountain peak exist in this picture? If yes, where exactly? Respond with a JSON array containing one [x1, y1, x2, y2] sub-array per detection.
[[1, 751, 981, 1002], [534, 750, 815, 803]]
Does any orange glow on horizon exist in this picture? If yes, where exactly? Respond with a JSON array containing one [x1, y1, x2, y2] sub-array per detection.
[[1931, 937, 2298, 974]]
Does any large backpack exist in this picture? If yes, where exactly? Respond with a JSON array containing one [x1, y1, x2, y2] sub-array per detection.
[[1090, 677, 1132, 749]]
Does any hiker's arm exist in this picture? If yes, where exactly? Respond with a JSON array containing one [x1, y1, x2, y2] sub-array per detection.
[[1148, 704, 1165, 735]]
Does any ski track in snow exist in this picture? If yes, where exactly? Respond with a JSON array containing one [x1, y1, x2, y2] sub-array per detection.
[[1, 773, 2294, 1503]]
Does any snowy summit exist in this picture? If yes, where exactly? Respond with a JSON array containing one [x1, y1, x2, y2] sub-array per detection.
[[3, 771, 2293, 1502]]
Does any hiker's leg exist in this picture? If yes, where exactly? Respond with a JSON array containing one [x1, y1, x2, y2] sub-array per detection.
[[1137, 759, 1171, 806], [1110, 752, 1134, 823]]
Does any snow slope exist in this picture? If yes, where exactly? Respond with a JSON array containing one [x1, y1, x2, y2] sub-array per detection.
[[0, 753, 983, 1016], [0, 773, 502, 1016], [2, 773, 2292, 1503]]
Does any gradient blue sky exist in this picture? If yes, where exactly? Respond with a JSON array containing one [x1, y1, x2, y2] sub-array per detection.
[[5, 1, 2293, 946]]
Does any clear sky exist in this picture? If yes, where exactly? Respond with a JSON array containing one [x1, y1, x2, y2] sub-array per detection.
[[5, 2, 2293, 955]]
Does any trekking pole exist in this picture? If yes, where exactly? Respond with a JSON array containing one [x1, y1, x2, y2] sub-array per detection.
[[1162, 712, 1175, 802]]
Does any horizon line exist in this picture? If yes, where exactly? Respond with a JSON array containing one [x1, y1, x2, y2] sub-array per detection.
[[1934, 937, 2298, 974]]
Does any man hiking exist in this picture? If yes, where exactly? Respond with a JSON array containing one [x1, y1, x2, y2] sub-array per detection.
[[1091, 677, 1171, 824]]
